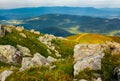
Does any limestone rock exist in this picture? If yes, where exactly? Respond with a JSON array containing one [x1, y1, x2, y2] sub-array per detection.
[[49, 65, 56, 70], [79, 79, 87, 81], [0, 45, 22, 64], [93, 77, 102, 81], [106, 41, 120, 55], [112, 66, 120, 81], [19, 33, 27, 38], [20, 53, 50, 71], [38, 34, 61, 57], [5, 27, 12, 33], [16, 26, 24, 32], [73, 44, 106, 76], [0, 70, 13, 81], [17, 45, 31, 56], [47, 56, 57, 63]]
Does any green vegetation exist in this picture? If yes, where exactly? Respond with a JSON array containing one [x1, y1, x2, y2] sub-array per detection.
[[0, 28, 49, 57], [67, 34, 113, 44], [101, 53, 120, 81], [51, 39, 76, 58], [0, 26, 120, 81], [6, 57, 74, 81], [75, 68, 96, 81]]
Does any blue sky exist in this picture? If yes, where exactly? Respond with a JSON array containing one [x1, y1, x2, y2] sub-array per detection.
[[0, 0, 120, 9]]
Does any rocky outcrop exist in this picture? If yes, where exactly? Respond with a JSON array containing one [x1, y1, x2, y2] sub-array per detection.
[[0, 45, 22, 64], [73, 41, 120, 76], [20, 53, 50, 71], [38, 34, 61, 57], [0, 70, 13, 81], [17, 45, 31, 56], [0, 24, 5, 37], [73, 44, 109, 76]]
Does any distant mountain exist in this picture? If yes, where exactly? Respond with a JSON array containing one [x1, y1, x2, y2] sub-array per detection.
[[0, 16, 7, 20], [1, 7, 120, 19], [15, 14, 120, 36]]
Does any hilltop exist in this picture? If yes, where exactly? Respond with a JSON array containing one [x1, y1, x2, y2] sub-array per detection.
[[0, 25, 120, 81]]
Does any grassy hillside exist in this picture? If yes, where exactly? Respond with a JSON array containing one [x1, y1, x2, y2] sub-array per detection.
[[0, 26, 120, 81], [67, 33, 115, 44]]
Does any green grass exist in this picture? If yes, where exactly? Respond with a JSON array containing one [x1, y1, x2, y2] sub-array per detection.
[[6, 57, 74, 81], [0, 28, 49, 57], [67, 33, 113, 44], [101, 53, 120, 81]]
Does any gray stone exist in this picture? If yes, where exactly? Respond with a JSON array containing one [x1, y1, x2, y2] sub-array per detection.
[[20, 53, 50, 71], [79, 79, 87, 81], [16, 26, 24, 32], [49, 65, 56, 70], [0, 70, 13, 81], [19, 33, 27, 38], [17, 45, 31, 56], [0, 45, 22, 64], [73, 44, 106, 76], [47, 56, 57, 63]]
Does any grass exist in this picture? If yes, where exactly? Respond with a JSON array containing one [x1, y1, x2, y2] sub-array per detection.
[[101, 53, 120, 81], [0, 28, 49, 57], [67, 33, 113, 44], [6, 57, 74, 81]]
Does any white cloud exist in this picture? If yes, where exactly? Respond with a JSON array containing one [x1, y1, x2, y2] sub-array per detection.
[[0, 0, 120, 9]]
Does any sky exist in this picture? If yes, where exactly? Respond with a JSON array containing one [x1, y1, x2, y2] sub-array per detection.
[[0, 0, 120, 9]]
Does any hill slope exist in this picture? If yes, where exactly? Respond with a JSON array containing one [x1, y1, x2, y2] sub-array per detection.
[[0, 25, 120, 81]]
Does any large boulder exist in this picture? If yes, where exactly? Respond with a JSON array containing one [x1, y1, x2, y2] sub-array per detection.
[[73, 44, 108, 76], [0, 24, 5, 37], [0, 70, 13, 81], [20, 53, 50, 71], [0, 45, 22, 64]]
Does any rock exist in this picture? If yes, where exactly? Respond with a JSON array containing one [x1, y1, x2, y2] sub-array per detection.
[[55, 50, 61, 57], [19, 33, 27, 38], [0, 24, 5, 37], [38, 34, 56, 43], [106, 41, 120, 55], [0, 70, 13, 81], [47, 49, 52, 54], [0, 45, 22, 64], [30, 29, 35, 33], [47, 56, 57, 63], [49, 65, 56, 70], [93, 77, 102, 81], [112, 66, 120, 81], [79, 79, 87, 81], [5, 27, 12, 33], [20, 53, 50, 71], [17, 45, 31, 56], [34, 31, 40, 34], [38, 34, 61, 57], [16, 26, 24, 32], [73, 44, 107, 76]]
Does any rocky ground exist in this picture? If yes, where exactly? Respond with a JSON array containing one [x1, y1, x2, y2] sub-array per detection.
[[0, 24, 120, 81]]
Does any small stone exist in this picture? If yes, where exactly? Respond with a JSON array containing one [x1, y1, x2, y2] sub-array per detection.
[[0, 70, 13, 81], [19, 33, 27, 38], [47, 56, 57, 63]]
